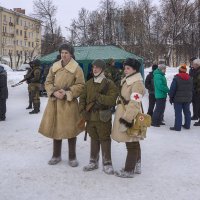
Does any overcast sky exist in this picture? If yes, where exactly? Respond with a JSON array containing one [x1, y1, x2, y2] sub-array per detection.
[[0, 0, 159, 37]]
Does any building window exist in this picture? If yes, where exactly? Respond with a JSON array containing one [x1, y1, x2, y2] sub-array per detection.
[[3, 15, 6, 22], [16, 40, 18, 46], [20, 19, 22, 26], [16, 29, 19, 35], [10, 17, 12, 22], [20, 41, 22, 46], [28, 42, 31, 47], [20, 30, 23, 36], [24, 41, 27, 47], [32, 42, 34, 47]]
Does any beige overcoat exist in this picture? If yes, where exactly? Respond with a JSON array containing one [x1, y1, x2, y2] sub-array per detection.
[[111, 73, 145, 142], [38, 58, 85, 139]]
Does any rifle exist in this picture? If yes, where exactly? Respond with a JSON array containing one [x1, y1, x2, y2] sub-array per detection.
[[11, 68, 34, 87], [11, 78, 29, 87]]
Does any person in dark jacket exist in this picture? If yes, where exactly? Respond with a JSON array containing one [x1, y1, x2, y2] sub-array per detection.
[[0, 66, 8, 121], [145, 64, 158, 117], [151, 64, 169, 127], [189, 57, 197, 120], [169, 64, 193, 131], [192, 59, 200, 126]]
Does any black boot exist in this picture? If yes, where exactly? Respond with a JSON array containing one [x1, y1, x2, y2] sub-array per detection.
[[29, 103, 40, 114], [48, 139, 62, 165], [68, 137, 78, 167], [83, 138, 100, 171], [194, 120, 200, 126]]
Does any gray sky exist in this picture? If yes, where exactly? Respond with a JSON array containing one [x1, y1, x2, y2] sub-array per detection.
[[0, 0, 159, 37]]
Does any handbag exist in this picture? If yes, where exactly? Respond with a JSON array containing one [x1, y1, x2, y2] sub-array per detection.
[[119, 96, 151, 138]]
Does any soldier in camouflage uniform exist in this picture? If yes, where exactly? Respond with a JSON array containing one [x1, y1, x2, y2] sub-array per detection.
[[104, 58, 123, 88], [29, 59, 41, 114], [24, 66, 34, 109], [79, 59, 118, 175]]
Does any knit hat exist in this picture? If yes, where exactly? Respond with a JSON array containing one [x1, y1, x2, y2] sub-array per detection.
[[92, 59, 106, 70], [158, 64, 166, 70], [123, 58, 141, 72], [59, 43, 74, 56], [193, 59, 200, 67], [152, 64, 158, 71], [179, 64, 187, 73]]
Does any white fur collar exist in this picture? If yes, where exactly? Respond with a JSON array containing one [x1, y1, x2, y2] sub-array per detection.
[[121, 73, 143, 86], [52, 58, 78, 74], [93, 73, 105, 83]]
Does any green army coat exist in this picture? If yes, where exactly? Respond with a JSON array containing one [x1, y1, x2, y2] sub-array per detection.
[[79, 76, 118, 139]]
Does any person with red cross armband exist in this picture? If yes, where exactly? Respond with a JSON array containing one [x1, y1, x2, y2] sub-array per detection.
[[111, 58, 145, 178]]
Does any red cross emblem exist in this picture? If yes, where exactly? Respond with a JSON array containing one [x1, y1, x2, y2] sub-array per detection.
[[134, 94, 139, 100], [139, 116, 144, 121]]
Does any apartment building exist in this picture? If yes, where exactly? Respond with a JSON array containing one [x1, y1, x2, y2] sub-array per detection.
[[0, 7, 42, 68]]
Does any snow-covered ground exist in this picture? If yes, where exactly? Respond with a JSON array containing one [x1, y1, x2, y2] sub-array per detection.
[[0, 67, 200, 200]]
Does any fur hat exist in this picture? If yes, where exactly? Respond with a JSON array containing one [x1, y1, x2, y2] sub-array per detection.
[[193, 59, 200, 67], [152, 64, 158, 71], [179, 64, 187, 73], [158, 64, 166, 70], [92, 59, 106, 70], [123, 58, 141, 72], [59, 43, 74, 56]]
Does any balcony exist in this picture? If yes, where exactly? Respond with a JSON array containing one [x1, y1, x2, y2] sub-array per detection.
[[24, 26, 28, 30], [9, 22, 14, 26], [2, 32, 14, 37], [3, 21, 7, 25], [35, 38, 40, 43], [24, 36, 28, 40]]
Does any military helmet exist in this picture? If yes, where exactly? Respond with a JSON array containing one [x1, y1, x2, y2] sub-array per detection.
[[29, 59, 40, 67]]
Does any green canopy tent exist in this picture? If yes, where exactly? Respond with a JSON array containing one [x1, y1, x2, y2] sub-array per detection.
[[39, 45, 144, 79]]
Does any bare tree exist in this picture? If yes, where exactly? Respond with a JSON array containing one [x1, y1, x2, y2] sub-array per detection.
[[33, 0, 64, 54]]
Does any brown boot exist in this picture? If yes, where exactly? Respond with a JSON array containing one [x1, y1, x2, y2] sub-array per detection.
[[135, 143, 141, 174], [68, 137, 78, 167], [115, 142, 140, 178], [48, 139, 62, 165], [101, 139, 114, 175], [124, 142, 140, 173], [83, 138, 100, 171]]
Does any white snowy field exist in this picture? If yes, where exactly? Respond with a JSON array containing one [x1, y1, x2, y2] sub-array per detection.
[[0, 67, 200, 200]]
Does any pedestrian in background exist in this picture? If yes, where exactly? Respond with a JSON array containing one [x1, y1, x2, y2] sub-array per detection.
[[169, 64, 193, 131], [0, 66, 8, 121], [145, 64, 158, 117], [192, 59, 200, 126], [151, 64, 169, 127]]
